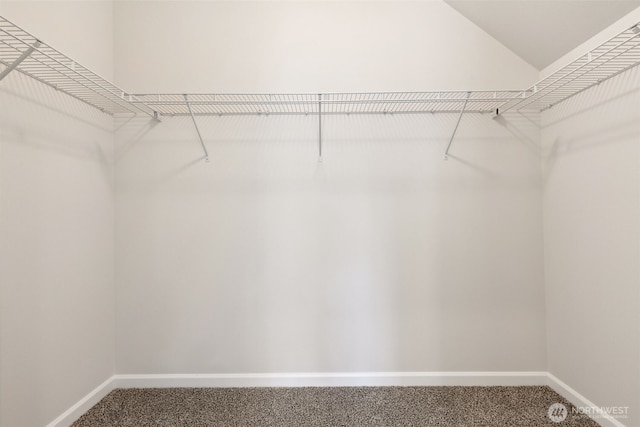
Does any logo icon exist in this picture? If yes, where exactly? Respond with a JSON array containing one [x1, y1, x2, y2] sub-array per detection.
[[548, 403, 568, 423]]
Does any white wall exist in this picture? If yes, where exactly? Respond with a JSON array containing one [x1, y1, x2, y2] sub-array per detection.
[[541, 9, 640, 427], [113, 0, 538, 93], [542, 69, 640, 426], [114, 1, 546, 375], [0, 2, 116, 426], [540, 47, 640, 427]]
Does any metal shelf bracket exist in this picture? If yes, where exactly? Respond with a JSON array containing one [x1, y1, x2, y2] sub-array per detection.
[[318, 93, 323, 160], [0, 40, 40, 81], [184, 94, 210, 162], [444, 91, 471, 160]]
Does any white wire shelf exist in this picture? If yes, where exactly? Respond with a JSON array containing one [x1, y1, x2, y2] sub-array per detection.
[[498, 22, 640, 114], [130, 91, 521, 117], [0, 16, 156, 117], [2, 14, 640, 161], [2, 14, 639, 119]]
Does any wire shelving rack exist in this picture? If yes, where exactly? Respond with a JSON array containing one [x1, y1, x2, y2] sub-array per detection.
[[130, 91, 519, 117], [0, 16, 157, 118], [497, 22, 640, 114], [1, 15, 639, 160]]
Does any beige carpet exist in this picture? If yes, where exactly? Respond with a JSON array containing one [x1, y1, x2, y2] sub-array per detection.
[[72, 386, 600, 426]]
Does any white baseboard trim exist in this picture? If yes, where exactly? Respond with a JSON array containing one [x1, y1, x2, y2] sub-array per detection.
[[547, 373, 627, 427], [55, 371, 626, 427], [112, 371, 548, 388], [46, 376, 115, 427]]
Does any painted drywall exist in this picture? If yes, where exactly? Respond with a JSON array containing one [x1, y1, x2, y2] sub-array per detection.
[[115, 114, 546, 374], [113, 0, 538, 93], [114, 1, 546, 375], [541, 6, 640, 80], [444, 0, 640, 71], [540, 8, 640, 427], [0, 2, 115, 426], [541, 51, 640, 427]]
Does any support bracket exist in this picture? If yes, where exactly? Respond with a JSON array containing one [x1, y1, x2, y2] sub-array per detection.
[[0, 40, 41, 82], [444, 91, 471, 160], [184, 94, 210, 162], [318, 93, 323, 160]]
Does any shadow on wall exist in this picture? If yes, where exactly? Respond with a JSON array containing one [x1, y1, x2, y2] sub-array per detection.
[[0, 72, 116, 184], [0, 71, 114, 132], [114, 115, 161, 162], [542, 66, 640, 128], [542, 66, 640, 185], [493, 110, 541, 154], [114, 110, 541, 194]]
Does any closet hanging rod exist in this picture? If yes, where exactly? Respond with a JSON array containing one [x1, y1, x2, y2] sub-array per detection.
[[132, 98, 515, 105]]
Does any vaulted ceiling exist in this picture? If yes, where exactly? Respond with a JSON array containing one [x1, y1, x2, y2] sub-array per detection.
[[443, 0, 640, 70]]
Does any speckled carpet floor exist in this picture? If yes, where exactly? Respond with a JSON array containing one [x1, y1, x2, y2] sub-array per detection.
[[72, 386, 600, 426]]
